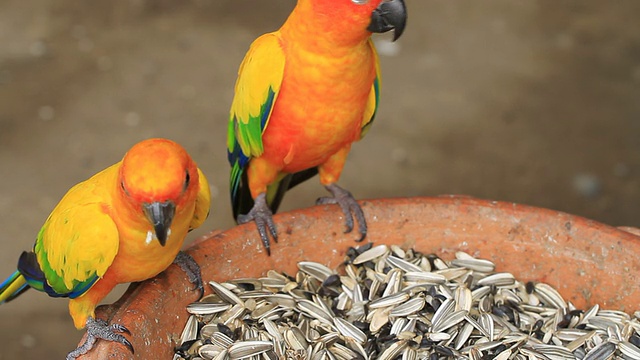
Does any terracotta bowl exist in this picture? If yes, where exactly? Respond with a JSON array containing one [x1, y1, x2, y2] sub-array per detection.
[[78, 196, 640, 359]]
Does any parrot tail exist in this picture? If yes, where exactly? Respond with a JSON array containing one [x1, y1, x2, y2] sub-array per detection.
[[0, 270, 29, 304]]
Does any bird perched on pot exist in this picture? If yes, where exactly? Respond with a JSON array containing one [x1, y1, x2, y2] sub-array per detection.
[[0, 138, 211, 359], [227, 0, 407, 254]]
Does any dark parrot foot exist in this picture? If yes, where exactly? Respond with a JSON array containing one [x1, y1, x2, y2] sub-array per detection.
[[66, 317, 133, 360], [173, 251, 204, 299], [317, 183, 367, 242], [237, 193, 277, 256]]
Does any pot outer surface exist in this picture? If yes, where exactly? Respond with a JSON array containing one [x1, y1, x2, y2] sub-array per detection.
[[78, 196, 640, 359]]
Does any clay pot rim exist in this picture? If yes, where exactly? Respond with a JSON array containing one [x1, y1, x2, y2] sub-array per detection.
[[79, 195, 640, 359]]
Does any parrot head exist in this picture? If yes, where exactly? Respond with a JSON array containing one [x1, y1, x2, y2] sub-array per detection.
[[118, 138, 200, 246], [306, 0, 407, 43]]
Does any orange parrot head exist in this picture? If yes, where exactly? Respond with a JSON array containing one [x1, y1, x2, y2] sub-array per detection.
[[118, 138, 200, 246]]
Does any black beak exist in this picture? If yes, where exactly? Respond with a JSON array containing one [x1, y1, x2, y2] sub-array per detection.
[[367, 0, 407, 41], [143, 201, 175, 246]]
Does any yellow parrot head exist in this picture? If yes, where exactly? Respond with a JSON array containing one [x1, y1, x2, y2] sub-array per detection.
[[307, 0, 407, 43], [118, 138, 200, 246]]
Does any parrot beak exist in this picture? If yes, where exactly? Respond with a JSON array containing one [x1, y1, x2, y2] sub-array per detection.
[[143, 201, 175, 246], [367, 0, 407, 41]]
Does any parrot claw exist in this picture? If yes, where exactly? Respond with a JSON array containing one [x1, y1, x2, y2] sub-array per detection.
[[238, 193, 277, 256], [173, 251, 204, 300], [317, 183, 367, 242], [66, 317, 134, 360], [111, 323, 132, 336]]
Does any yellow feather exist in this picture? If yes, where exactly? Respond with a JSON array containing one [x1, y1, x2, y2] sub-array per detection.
[[38, 164, 120, 292], [190, 168, 212, 230], [230, 33, 285, 157], [360, 39, 381, 138]]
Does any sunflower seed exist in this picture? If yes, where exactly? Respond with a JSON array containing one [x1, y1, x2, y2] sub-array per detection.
[[284, 327, 308, 351], [454, 322, 474, 350], [450, 258, 496, 273], [530, 343, 575, 360], [228, 341, 272, 359], [389, 295, 425, 317], [352, 244, 389, 264], [333, 317, 367, 344], [298, 261, 334, 282], [403, 271, 446, 284], [431, 297, 455, 327], [534, 283, 568, 310], [378, 339, 408, 360], [619, 340, 640, 358], [386, 255, 423, 273], [382, 268, 404, 297], [209, 281, 244, 306], [432, 309, 467, 333], [198, 344, 221, 359], [297, 299, 334, 324], [454, 286, 472, 312], [583, 341, 616, 360], [479, 313, 495, 341], [187, 303, 232, 315], [180, 315, 199, 345], [330, 345, 358, 359], [477, 272, 516, 287], [401, 347, 416, 360], [368, 291, 410, 309]]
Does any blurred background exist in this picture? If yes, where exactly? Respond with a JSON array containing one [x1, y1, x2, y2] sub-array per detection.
[[1, 0, 639, 358]]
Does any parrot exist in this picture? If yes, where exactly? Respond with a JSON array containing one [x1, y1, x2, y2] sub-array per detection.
[[227, 0, 407, 254], [0, 138, 211, 359]]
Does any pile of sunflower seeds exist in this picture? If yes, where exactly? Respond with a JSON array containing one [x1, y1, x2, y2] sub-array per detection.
[[174, 243, 640, 360]]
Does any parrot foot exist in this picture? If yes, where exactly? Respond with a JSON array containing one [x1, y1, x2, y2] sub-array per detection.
[[66, 317, 133, 360], [317, 183, 367, 242], [173, 251, 204, 299], [237, 193, 277, 256]]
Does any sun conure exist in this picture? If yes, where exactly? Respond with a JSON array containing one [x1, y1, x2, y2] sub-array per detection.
[[227, 0, 407, 254], [0, 138, 211, 359]]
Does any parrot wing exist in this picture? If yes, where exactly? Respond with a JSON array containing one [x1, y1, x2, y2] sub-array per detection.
[[360, 39, 381, 139], [23, 190, 119, 299], [189, 168, 212, 231], [227, 33, 285, 218]]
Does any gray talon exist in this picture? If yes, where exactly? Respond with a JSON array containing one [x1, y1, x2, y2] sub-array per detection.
[[66, 317, 133, 360], [318, 183, 367, 242], [173, 251, 204, 299], [239, 193, 277, 256]]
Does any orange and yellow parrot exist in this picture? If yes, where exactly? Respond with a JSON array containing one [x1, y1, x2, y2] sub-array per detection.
[[0, 138, 210, 359], [227, 0, 407, 254]]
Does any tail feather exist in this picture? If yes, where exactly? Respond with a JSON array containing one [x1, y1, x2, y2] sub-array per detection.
[[0, 271, 29, 304]]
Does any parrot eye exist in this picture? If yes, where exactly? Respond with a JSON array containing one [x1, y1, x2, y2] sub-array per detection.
[[352, 0, 370, 4], [183, 171, 191, 192]]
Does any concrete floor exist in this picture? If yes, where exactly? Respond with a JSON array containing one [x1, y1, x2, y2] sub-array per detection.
[[1, 0, 639, 358]]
